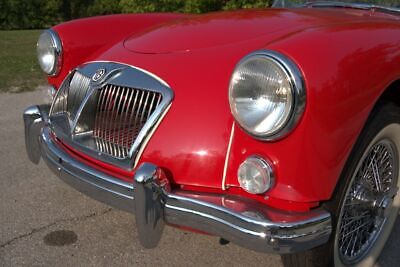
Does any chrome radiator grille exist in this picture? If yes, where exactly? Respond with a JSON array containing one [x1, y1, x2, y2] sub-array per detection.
[[93, 84, 162, 158], [49, 62, 173, 169]]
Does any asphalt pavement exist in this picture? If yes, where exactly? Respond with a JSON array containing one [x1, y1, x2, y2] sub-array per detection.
[[0, 90, 399, 266]]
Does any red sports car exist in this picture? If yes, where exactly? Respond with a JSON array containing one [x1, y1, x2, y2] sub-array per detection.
[[23, 1, 400, 266]]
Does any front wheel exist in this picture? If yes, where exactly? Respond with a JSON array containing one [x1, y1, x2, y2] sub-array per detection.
[[282, 103, 400, 267]]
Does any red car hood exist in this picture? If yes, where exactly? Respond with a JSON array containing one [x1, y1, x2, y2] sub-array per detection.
[[100, 8, 379, 190], [124, 8, 370, 54]]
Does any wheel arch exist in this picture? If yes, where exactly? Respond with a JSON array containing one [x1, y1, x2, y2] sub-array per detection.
[[375, 78, 400, 108], [329, 78, 400, 206]]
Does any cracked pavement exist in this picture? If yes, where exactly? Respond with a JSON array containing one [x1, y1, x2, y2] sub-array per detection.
[[1, 208, 113, 249], [1, 90, 399, 266]]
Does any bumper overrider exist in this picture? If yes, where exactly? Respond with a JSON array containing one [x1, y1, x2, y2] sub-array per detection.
[[23, 104, 332, 254]]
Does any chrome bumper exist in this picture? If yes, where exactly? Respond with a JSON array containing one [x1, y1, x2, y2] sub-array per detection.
[[23, 105, 332, 254]]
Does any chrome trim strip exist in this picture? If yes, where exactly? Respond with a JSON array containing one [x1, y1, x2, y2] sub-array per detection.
[[222, 122, 235, 190], [163, 191, 331, 254], [84, 60, 172, 88], [41, 29, 63, 76], [302, 2, 400, 14], [165, 204, 267, 237], [272, 1, 400, 13]]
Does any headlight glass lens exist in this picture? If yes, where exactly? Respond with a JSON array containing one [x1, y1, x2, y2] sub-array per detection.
[[37, 30, 62, 75], [229, 54, 294, 138]]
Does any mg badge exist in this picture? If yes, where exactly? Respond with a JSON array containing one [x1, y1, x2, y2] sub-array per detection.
[[92, 68, 106, 82]]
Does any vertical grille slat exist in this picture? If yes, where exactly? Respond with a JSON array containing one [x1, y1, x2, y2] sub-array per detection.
[[116, 87, 126, 149], [147, 93, 157, 120], [140, 91, 151, 126], [104, 85, 116, 148], [117, 86, 127, 157], [111, 85, 120, 157], [128, 89, 140, 146], [102, 86, 112, 142], [119, 87, 130, 157], [122, 88, 135, 153], [157, 94, 162, 109], [110, 86, 121, 150], [131, 90, 144, 145], [93, 85, 163, 159], [94, 86, 106, 137]]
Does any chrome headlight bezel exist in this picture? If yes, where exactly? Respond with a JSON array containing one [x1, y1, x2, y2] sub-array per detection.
[[37, 29, 62, 76], [229, 50, 306, 141]]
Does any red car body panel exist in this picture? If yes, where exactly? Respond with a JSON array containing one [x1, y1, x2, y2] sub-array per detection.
[[49, 13, 187, 87], [48, 8, 400, 211]]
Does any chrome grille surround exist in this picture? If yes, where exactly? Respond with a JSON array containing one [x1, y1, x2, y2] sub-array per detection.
[[49, 62, 173, 170]]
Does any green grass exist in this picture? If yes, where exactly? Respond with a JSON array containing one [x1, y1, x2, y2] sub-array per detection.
[[0, 30, 46, 93]]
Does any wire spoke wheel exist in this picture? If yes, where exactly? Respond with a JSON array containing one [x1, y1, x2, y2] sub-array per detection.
[[281, 106, 400, 267], [336, 137, 399, 265]]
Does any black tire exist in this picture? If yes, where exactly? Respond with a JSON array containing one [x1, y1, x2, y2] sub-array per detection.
[[281, 103, 400, 267]]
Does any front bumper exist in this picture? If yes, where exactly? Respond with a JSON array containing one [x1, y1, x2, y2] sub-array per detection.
[[23, 105, 332, 254]]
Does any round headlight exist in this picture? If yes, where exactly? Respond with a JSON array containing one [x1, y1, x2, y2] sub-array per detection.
[[238, 156, 274, 194], [37, 29, 62, 76], [229, 51, 305, 140]]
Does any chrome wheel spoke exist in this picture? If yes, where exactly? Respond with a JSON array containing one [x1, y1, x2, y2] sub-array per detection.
[[337, 140, 398, 264]]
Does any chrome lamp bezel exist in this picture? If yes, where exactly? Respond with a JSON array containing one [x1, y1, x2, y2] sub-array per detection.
[[37, 29, 63, 76], [229, 50, 306, 141], [238, 155, 275, 194]]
